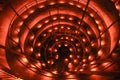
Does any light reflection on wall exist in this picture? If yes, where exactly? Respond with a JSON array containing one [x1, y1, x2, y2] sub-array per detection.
[[41, 75, 53, 80], [89, 75, 111, 80]]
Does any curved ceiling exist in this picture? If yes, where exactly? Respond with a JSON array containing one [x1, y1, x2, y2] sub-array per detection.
[[0, 0, 120, 80]]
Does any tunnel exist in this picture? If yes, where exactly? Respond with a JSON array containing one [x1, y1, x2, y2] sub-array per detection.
[[0, 0, 120, 80]]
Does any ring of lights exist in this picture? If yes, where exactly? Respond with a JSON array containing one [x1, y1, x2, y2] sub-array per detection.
[[5, 0, 119, 79]]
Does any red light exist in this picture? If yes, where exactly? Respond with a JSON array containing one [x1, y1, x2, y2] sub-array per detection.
[[49, 1, 55, 5], [39, 4, 45, 8], [64, 43, 68, 47], [82, 38, 86, 42], [44, 20, 49, 23], [55, 55, 59, 59], [87, 30, 92, 35], [88, 55, 94, 61], [61, 26, 64, 29], [79, 69, 83, 72], [37, 24, 42, 28], [102, 62, 111, 67], [101, 40, 106, 46], [68, 17, 74, 20], [21, 57, 28, 63], [98, 50, 103, 56], [60, 16, 65, 19], [29, 47, 33, 52], [52, 70, 58, 74], [73, 59, 78, 63], [58, 44, 61, 47], [52, 16, 57, 20], [54, 27, 58, 30], [13, 37, 19, 43], [29, 9, 34, 14], [115, 4, 120, 10], [43, 34, 47, 37], [91, 68, 98, 71], [68, 62, 74, 69], [69, 48, 73, 52], [64, 58, 68, 62], [67, 27, 71, 30], [29, 35, 34, 40], [76, 4, 82, 8], [54, 49, 57, 52], [35, 53, 41, 58], [22, 14, 28, 19], [69, 54, 73, 58], [70, 38, 74, 41], [58, 0, 66, 4], [90, 61, 96, 65], [36, 42, 41, 47], [18, 21, 23, 26], [48, 29, 52, 32], [68, 2, 74, 5], [83, 59, 87, 62]]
